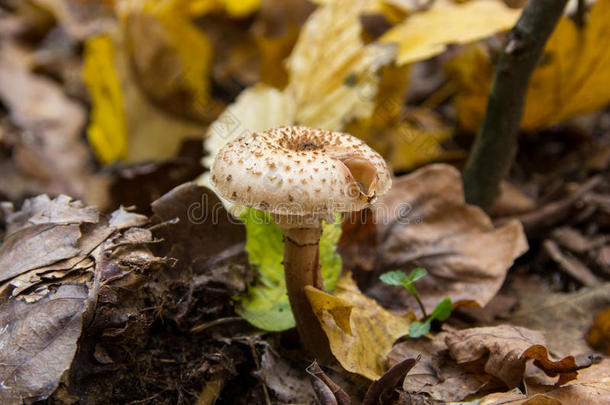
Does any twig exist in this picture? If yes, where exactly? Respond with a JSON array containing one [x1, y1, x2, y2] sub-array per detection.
[[462, 0, 569, 210]]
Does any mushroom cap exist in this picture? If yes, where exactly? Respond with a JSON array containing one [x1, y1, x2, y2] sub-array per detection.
[[210, 126, 392, 216]]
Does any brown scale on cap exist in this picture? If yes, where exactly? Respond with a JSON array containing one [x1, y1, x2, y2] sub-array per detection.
[[210, 126, 391, 216]]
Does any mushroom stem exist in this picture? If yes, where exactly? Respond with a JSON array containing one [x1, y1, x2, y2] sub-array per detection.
[[283, 226, 333, 361]]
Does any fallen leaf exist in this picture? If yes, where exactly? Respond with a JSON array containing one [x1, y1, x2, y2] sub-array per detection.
[[368, 164, 528, 316], [259, 346, 318, 404], [379, 0, 520, 66], [307, 361, 352, 405], [451, 0, 610, 132], [150, 182, 246, 267], [0, 41, 91, 199], [586, 308, 610, 355], [479, 358, 610, 405], [235, 208, 342, 331], [203, 0, 396, 167], [444, 326, 577, 388], [0, 284, 89, 403], [306, 273, 414, 380], [362, 356, 419, 405], [0, 194, 100, 284], [508, 283, 610, 358], [32, 0, 115, 39], [388, 337, 493, 402], [84, 4, 208, 164]]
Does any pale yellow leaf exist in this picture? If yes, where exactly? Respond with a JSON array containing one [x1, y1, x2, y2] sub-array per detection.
[[381, 0, 520, 66], [306, 273, 414, 380]]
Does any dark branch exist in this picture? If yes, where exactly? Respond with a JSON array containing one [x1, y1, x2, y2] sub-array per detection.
[[462, 0, 569, 210]]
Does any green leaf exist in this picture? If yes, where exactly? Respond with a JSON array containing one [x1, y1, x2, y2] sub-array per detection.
[[409, 320, 431, 338], [408, 267, 428, 283], [379, 270, 409, 286], [235, 208, 342, 331], [430, 297, 452, 322]]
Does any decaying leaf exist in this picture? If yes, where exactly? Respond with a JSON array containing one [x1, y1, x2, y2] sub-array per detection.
[[306, 273, 414, 380], [0, 192, 162, 403], [451, 0, 610, 132], [379, 0, 520, 65], [368, 164, 528, 315], [0, 284, 89, 403]]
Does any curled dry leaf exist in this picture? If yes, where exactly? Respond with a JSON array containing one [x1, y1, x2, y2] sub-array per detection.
[[478, 358, 610, 405], [444, 326, 581, 388], [369, 164, 528, 315], [388, 325, 593, 402], [306, 361, 351, 405], [362, 356, 419, 405], [306, 273, 414, 380]]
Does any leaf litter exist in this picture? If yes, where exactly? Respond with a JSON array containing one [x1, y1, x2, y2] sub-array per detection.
[[0, 0, 609, 403]]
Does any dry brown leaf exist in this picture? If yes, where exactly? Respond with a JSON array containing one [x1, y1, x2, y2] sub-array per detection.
[[306, 273, 414, 380], [479, 358, 610, 405], [388, 337, 494, 402], [444, 326, 580, 388], [0, 284, 89, 403], [0, 41, 91, 200], [508, 283, 610, 358], [368, 164, 528, 315]]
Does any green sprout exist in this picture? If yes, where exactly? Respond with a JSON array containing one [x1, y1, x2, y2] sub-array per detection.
[[380, 268, 452, 338]]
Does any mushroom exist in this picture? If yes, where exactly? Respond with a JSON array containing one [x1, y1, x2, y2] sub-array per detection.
[[210, 126, 391, 360]]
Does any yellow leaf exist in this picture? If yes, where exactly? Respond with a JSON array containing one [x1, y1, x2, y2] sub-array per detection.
[[83, 35, 128, 163], [83, 28, 206, 163], [286, 0, 395, 129], [204, 0, 396, 163], [221, 0, 259, 16], [166, 0, 260, 17], [347, 64, 455, 171], [306, 273, 414, 380], [152, 1, 213, 106], [256, 24, 300, 89], [381, 0, 520, 66], [451, 0, 610, 132]]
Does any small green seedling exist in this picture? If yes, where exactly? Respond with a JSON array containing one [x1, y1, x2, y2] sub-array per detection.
[[380, 268, 452, 338]]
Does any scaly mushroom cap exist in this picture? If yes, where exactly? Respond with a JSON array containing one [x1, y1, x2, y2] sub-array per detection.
[[210, 126, 392, 216]]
